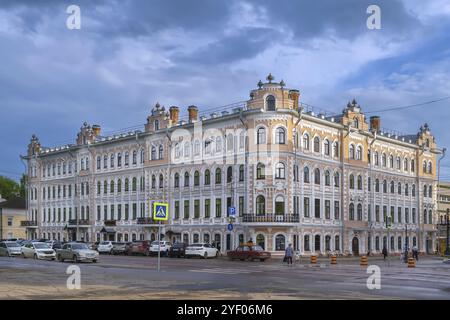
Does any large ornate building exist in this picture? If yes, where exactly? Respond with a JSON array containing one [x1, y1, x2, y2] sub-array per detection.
[[23, 75, 442, 255]]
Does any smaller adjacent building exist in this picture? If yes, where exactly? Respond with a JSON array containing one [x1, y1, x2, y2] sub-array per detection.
[[0, 198, 27, 240], [437, 182, 450, 255]]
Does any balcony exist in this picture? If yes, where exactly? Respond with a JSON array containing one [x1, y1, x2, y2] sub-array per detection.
[[242, 214, 300, 223], [136, 217, 157, 225], [68, 219, 91, 226], [21, 221, 37, 227], [104, 220, 117, 227]]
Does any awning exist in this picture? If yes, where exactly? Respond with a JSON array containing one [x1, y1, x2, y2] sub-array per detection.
[[100, 227, 116, 233]]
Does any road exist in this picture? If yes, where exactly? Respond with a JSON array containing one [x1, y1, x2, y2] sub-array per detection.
[[0, 254, 449, 299]]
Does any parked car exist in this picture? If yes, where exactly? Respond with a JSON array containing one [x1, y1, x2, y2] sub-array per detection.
[[56, 243, 99, 263], [21, 242, 56, 260], [46, 240, 63, 250], [126, 241, 151, 256], [97, 241, 115, 254], [0, 241, 22, 257], [227, 244, 271, 262], [89, 242, 100, 251], [112, 242, 131, 255], [169, 242, 188, 258], [150, 241, 172, 256], [185, 243, 219, 259]]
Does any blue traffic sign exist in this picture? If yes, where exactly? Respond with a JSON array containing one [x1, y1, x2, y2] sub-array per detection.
[[153, 202, 169, 221], [228, 207, 236, 217], [227, 223, 233, 231]]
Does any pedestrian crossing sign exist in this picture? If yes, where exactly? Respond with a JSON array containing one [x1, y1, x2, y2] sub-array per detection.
[[153, 202, 169, 221]]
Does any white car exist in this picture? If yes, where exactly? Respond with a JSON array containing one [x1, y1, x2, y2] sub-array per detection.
[[97, 241, 115, 254], [150, 241, 172, 256], [186, 243, 219, 259], [21, 242, 56, 260]]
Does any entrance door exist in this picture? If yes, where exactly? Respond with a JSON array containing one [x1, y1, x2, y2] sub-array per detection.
[[352, 237, 359, 256]]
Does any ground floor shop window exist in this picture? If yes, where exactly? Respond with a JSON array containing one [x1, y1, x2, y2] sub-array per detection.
[[275, 234, 285, 251]]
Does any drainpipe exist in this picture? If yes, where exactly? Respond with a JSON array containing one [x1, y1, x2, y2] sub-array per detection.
[[293, 106, 303, 252], [239, 109, 248, 242]]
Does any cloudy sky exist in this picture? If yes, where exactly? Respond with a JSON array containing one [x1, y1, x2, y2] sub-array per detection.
[[1, 0, 450, 181]]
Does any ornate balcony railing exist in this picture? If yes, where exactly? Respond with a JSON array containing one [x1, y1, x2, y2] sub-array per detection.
[[136, 217, 156, 225], [20, 221, 37, 227], [242, 214, 300, 223], [68, 219, 91, 226]]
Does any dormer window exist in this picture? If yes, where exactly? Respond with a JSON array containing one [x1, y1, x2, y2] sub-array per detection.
[[266, 95, 276, 111]]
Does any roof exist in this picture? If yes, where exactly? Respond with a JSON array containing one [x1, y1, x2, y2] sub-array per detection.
[[0, 197, 26, 209]]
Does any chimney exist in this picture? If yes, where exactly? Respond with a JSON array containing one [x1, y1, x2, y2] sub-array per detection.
[[188, 105, 198, 123], [92, 124, 101, 136], [169, 106, 179, 125], [289, 90, 300, 111], [370, 116, 381, 132]]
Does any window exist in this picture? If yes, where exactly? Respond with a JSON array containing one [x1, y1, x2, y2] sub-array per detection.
[[411, 160, 415, 172], [132, 150, 137, 165], [313, 137, 320, 153], [275, 127, 286, 144], [159, 174, 163, 188], [151, 146, 156, 160], [256, 195, 265, 215], [325, 170, 331, 186], [334, 201, 340, 220], [389, 155, 394, 168], [396, 157, 401, 170], [117, 153, 122, 167], [103, 155, 107, 169], [110, 180, 114, 194], [96, 156, 101, 170], [266, 95, 276, 111], [227, 166, 233, 183], [303, 134, 310, 150], [194, 200, 200, 219], [349, 144, 355, 159], [204, 199, 210, 218], [275, 234, 285, 251], [333, 141, 339, 158], [349, 174, 355, 189], [257, 127, 266, 144], [125, 152, 129, 166], [357, 175, 362, 190], [184, 200, 190, 219], [325, 200, 331, 219], [375, 179, 380, 192], [382, 153, 387, 167], [215, 168, 221, 184], [356, 146, 362, 160], [383, 180, 387, 193], [304, 198, 310, 218], [334, 172, 340, 187], [140, 148, 145, 163], [174, 173, 179, 188], [304, 167, 310, 183], [349, 203, 355, 220], [357, 204, 362, 221], [257, 163, 265, 179], [314, 168, 320, 185], [314, 235, 321, 252], [428, 161, 432, 174], [304, 235, 310, 252], [275, 163, 286, 179], [324, 139, 330, 156], [215, 198, 222, 217], [194, 171, 200, 186], [184, 172, 190, 187], [239, 165, 244, 182], [314, 198, 320, 218], [204, 170, 210, 185], [390, 181, 395, 194], [154, 120, 159, 131]]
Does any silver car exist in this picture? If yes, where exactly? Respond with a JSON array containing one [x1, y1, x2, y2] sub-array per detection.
[[56, 243, 99, 263], [0, 241, 22, 257]]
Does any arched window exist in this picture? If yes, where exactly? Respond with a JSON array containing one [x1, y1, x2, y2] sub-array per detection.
[[349, 174, 355, 189], [325, 170, 331, 186], [125, 152, 129, 166], [382, 153, 387, 167], [412, 184, 416, 197], [398, 183, 402, 195], [140, 148, 145, 163], [325, 235, 331, 251], [275, 195, 285, 215], [151, 175, 156, 189], [396, 157, 401, 170], [304, 235, 310, 252], [256, 234, 265, 250], [110, 180, 114, 194], [204, 170, 210, 185], [375, 179, 380, 192], [335, 235, 340, 252], [194, 171, 200, 186], [215, 137, 222, 152], [334, 172, 340, 187], [354, 117, 359, 129], [349, 203, 355, 220], [356, 146, 362, 160], [184, 142, 190, 158], [411, 159, 415, 172], [132, 177, 137, 192], [275, 127, 286, 144], [174, 173, 179, 188], [389, 155, 394, 168], [324, 139, 330, 156], [349, 144, 355, 159], [117, 179, 122, 193], [154, 120, 159, 131], [275, 234, 286, 251], [256, 163, 265, 180], [159, 174, 163, 188], [390, 181, 395, 194], [151, 146, 156, 160], [256, 195, 265, 216], [313, 137, 320, 153], [314, 168, 320, 185], [357, 204, 363, 221], [429, 185, 433, 198], [314, 235, 321, 252], [303, 133, 310, 150], [304, 167, 310, 183], [428, 210, 433, 224], [257, 127, 266, 144], [404, 159, 408, 171], [184, 172, 190, 187], [266, 95, 276, 111], [226, 134, 233, 152], [132, 150, 137, 165], [428, 161, 433, 174], [96, 156, 101, 170], [215, 168, 222, 184], [124, 178, 129, 192], [333, 141, 339, 158], [275, 162, 286, 179], [357, 175, 362, 190], [227, 166, 233, 183], [424, 185, 428, 197], [158, 145, 163, 159], [383, 180, 387, 193]]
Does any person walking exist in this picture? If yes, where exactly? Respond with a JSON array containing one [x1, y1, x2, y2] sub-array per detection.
[[285, 243, 294, 266], [412, 245, 419, 261], [382, 246, 388, 261]]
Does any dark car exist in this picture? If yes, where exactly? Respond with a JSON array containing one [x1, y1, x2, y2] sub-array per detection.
[[169, 242, 188, 258], [112, 242, 131, 255], [46, 240, 63, 250], [227, 244, 271, 262], [125, 241, 151, 256]]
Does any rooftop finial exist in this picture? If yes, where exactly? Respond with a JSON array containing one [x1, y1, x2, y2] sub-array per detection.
[[266, 73, 274, 83], [257, 80, 263, 89], [280, 79, 285, 87]]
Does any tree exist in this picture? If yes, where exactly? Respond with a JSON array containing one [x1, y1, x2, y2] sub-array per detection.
[[0, 176, 21, 200]]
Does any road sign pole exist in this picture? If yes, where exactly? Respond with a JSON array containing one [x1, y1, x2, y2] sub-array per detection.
[[158, 220, 161, 272]]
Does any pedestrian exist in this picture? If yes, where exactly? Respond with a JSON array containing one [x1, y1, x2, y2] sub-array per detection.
[[285, 243, 294, 266], [412, 245, 419, 261], [382, 246, 388, 261]]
